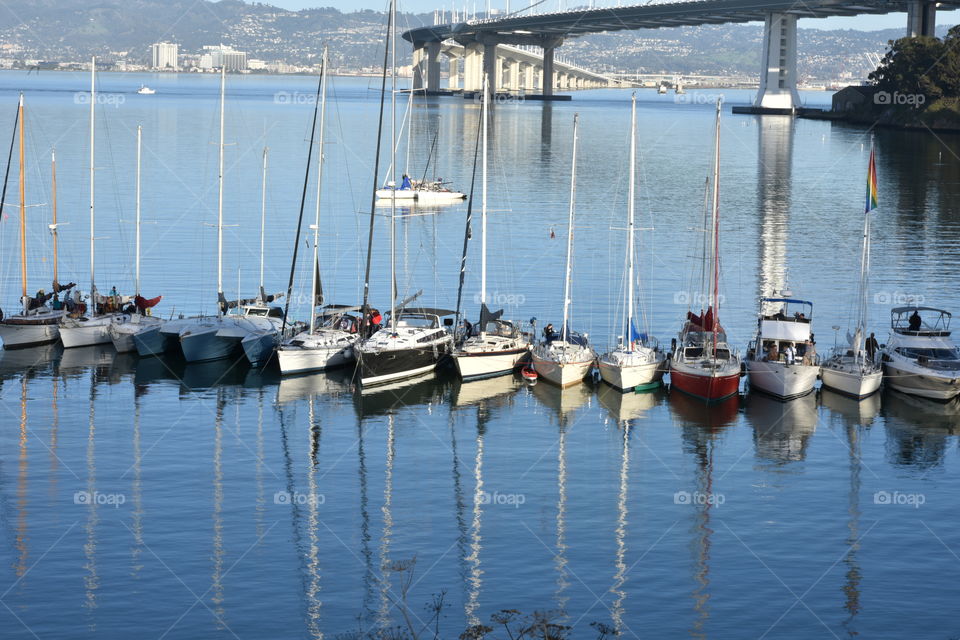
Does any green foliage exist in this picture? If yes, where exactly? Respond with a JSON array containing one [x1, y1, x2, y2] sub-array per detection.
[[869, 30, 960, 105]]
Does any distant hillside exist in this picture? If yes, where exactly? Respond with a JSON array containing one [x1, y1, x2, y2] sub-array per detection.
[[0, 0, 947, 80]]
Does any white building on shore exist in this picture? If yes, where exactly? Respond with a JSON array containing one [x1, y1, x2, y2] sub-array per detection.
[[150, 42, 179, 69]]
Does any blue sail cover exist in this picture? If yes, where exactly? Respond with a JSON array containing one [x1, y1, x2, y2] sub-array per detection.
[[630, 320, 646, 344]]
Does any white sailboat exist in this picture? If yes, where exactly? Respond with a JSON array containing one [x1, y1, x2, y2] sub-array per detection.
[[60, 57, 130, 348], [0, 96, 71, 348], [820, 145, 882, 398], [598, 94, 665, 392], [356, 0, 454, 387], [177, 67, 283, 364], [110, 125, 163, 353], [277, 48, 361, 375], [530, 113, 597, 388], [452, 78, 530, 381]]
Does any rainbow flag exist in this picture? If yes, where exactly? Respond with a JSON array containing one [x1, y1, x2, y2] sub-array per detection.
[[865, 147, 878, 213]]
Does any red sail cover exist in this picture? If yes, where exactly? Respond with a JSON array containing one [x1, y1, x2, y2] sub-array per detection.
[[686, 307, 715, 332], [135, 295, 162, 311]]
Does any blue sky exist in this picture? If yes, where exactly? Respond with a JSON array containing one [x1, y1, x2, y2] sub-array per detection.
[[258, 0, 958, 31]]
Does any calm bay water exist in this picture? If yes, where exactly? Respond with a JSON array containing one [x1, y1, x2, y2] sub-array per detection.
[[1, 71, 960, 639]]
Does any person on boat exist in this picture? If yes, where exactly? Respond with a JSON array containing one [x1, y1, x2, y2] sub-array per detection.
[[51, 294, 62, 311], [784, 342, 795, 365], [803, 340, 817, 365], [909, 310, 922, 331], [543, 323, 557, 342], [866, 332, 879, 361], [400, 173, 412, 190], [462, 319, 474, 338], [766, 341, 779, 362]]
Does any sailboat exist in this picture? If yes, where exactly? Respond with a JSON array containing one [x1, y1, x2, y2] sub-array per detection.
[[0, 95, 74, 349], [452, 78, 530, 381], [355, 0, 454, 387], [60, 57, 130, 348], [530, 113, 597, 388], [820, 145, 882, 398], [177, 67, 284, 364], [109, 125, 163, 352], [598, 94, 665, 392], [668, 99, 742, 402], [277, 48, 362, 375], [375, 83, 466, 204]]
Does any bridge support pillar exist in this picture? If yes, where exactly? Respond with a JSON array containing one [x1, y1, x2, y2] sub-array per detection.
[[754, 13, 800, 113], [464, 43, 483, 93], [412, 44, 426, 91], [542, 46, 555, 96], [482, 42, 497, 102], [449, 57, 460, 90], [522, 62, 535, 91], [508, 59, 521, 91], [426, 41, 441, 92], [907, 0, 936, 37]]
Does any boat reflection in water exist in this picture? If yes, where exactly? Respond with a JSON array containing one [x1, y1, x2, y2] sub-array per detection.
[[820, 388, 881, 428], [668, 390, 740, 432], [58, 344, 115, 373], [530, 379, 594, 422], [745, 392, 818, 463], [450, 374, 522, 408], [598, 384, 664, 425], [0, 342, 60, 380], [275, 368, 352, 406], [352, 372, 450, 419], [881, 388, 960, 469]]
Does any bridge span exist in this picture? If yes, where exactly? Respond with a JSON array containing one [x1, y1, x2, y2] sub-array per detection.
[[403, 0, 960, 112]]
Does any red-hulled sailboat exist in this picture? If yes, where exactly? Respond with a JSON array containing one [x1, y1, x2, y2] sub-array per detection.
[[668, 100, 741, 402]]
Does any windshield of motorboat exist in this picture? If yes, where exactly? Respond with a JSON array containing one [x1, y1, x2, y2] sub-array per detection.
[[896, 347, 960, 361], [760, 298, 813, 322], [396, 313, 438, 329]]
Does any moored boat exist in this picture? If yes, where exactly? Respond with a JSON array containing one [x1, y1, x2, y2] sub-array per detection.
[[746, 296, 819, 400], [881, 306, 960, 400]]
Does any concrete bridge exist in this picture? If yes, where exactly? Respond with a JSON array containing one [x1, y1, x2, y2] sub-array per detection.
[[415, 42, 617, 97], [403, 0, 960, 112]]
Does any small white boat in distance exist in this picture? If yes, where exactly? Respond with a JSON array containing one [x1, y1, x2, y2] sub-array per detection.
[[375, 178, 466, 203], [746, 295, 820, 400], [881, 306, 960, 400], [137, 85, 156, 95]]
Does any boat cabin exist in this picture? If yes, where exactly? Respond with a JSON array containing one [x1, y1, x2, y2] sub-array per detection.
[[891, 306, 952, 337], [241, 305, 283, 319], [752, 297, 817, 365], [316, 305, 363, 333]]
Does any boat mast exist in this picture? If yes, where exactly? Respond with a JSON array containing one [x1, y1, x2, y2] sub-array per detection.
[[259, 146, 267, 297], [51, 148, 58, 292], [309, 46, 329, 335], [710, 99, 721, 357], [89, 57, 96, 315], [17, 95, 25, 307], [216, 65, 225, 317], [135, 125, 142, 298], [626, 93, 636, 351], [479, 75, 488, 337], [856, 143, 875, 363], [561, 113, 579, 343], [389, 0, 397, 328]]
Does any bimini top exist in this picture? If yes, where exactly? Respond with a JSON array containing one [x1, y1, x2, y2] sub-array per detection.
[[395, 307, 457, 317], [891, 306, 951, 316]]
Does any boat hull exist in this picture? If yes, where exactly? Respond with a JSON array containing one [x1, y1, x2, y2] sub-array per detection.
[[180, 324, 239, 363], [882, 362, 960, 400], [0, 317, 61, 349], [530, 353, 593, 388], [241, 330, 280, 367], [359, 343, 450, 386], [452, 347, 528, 381], [598, 359, 664, 392], [277, 344, 354, 375], [60, 314, 120, 348], [747, 360, 819, 400], [134, 324, 173, 357], [110, 316, 162, 353], [669, 366, 740, 402], [820, 366, 883, 399]]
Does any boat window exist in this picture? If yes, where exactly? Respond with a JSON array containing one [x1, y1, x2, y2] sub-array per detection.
[[684, 347, 703, 358], [245, 307, 268, 316], [715, 348, 730, 360], [398, 315, 437, 329], [268, 307, 283, 318], [897, 347, 960, 360]]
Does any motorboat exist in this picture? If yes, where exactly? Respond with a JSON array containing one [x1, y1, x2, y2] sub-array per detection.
[[137, 85, 156, 95], [881, 306, 960, 400], [746, 295, 820, 400]]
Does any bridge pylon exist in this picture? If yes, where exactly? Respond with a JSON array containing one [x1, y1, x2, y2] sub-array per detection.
[[754, 12, 800, 113]]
